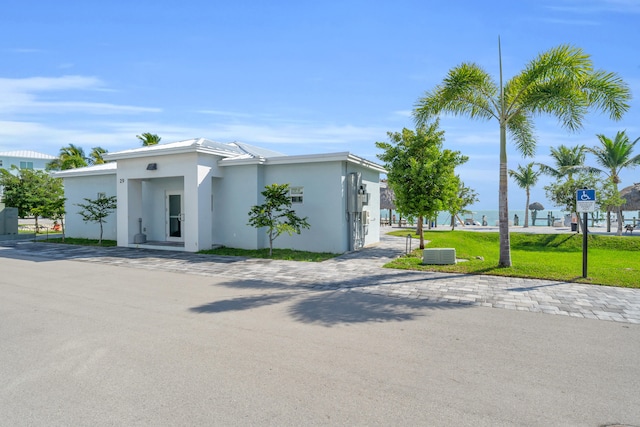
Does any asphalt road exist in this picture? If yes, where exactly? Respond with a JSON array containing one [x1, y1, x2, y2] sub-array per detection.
[[1, 255, 639, 426]]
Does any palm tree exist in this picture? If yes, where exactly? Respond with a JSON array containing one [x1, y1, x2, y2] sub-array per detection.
[[89, 147, 108, 165], [587, 131, 640, 235], [538, 144, 596, 233], [538, 145, 589, 180], [136, 133, 161, 146], [47, 144, 88, 170], [508, 163, 540, 228], [413, 41, 630, 267]]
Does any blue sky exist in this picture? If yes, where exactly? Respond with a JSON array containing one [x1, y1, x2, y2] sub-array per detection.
[[1, 0, 639, 210]]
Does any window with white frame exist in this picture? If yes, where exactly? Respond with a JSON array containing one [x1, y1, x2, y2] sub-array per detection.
[[19, 161, 33, 169], [289, 186, 304, 204]]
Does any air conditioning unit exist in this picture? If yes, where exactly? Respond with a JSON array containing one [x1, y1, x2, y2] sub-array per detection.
[[422, 248, 456, 265]]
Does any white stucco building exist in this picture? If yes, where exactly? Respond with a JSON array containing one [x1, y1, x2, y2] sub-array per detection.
[[0, 150, 57, 172], [55, 138, 385, 254]]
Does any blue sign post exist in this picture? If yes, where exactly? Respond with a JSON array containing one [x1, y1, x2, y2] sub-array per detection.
[[576, 189, 596, 278]]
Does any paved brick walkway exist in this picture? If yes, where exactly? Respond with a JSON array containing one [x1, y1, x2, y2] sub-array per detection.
[[2, 232, 639, 324]]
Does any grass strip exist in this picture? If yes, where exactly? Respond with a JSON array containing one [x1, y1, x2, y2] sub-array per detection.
[[386, 230, 640, 288], [198, 247, 339, 262]]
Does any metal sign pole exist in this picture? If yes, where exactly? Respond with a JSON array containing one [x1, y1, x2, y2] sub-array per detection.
[[576, 189, 595, 279], [582, 212, 588, 278]]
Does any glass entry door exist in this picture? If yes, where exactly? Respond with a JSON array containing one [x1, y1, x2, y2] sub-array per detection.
[[166, 192, 184, 241]]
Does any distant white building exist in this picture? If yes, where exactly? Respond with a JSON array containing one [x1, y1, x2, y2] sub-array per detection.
[[54, 138, 384, 253], [0, 150, 57, 172]]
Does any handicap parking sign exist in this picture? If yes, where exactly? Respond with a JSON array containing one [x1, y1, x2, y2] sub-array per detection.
[[576, 189, 596, 212], [577, 189, 596, 201]]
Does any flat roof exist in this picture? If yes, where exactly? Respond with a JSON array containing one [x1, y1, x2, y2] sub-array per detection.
[[220, 151, 387, 173], [51, 162, 117, 178]]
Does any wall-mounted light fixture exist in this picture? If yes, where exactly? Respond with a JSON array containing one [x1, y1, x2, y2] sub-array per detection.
[[146, 163, 157, 171]]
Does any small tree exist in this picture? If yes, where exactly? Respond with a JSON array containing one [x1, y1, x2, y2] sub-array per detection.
[[76, 195, 117, 244], [544, 172, 599, 232], [248, 184, 310, 256], [376, 121, 468, 249], [0, 167, 65, 231], [448, 179, 479, 231]]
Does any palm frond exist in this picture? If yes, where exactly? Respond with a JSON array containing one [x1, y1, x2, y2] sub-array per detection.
[[584, 70, 631, 120], [504, 44, 629, 132], [413, 63, 499, 125], [506, 111, 535, 157]]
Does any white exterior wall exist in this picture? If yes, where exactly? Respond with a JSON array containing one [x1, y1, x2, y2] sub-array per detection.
[[116, 153, 185, 248], [115, 152, 222, 251], [263, 162, 347, 253], [194, 153, 219, 251], [215, 160, 381, 254], [0, 156, 52, 172], [141, 177, 183, 241], [59, 146, 382, 254], [63, 174, 118, 240], [348, 164, 381, 248], [213, 164, 263, 249]]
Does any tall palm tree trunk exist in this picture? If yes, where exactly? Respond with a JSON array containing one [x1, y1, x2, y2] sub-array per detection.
[[616, 207, 623, 236], [498, 123, 511, 267], [524, 188, 530, 228]]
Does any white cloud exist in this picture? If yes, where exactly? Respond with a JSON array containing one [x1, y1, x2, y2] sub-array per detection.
[[392, 110, 412, 118], [0, 116, 390, 158], [546, 0, 640, 14], [5, 48, 44, 54], [196, 110, 254, 118], [539, 18, 600, 26], [0, 75, 161, 116], [203, 122, 387, 145], [0, 75, 102, 92]]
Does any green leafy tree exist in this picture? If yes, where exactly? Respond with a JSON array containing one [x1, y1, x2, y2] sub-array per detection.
[[509, 162, 540, 228], [538, 144, 595, 232], [376, 121, 468, 249], [448, 179, 479, 231], [47, 144, 88, 170], [247, 184, 310, 256], [0, 167, 65, 231], [597, 179, 626, 227], [89, 147, 108, 165], [413, 41, 630, 267], [76, 195, 117, 244], [544, 171, 599, 225], [587, 131, 640, 235], [137, 133, 162, 146]]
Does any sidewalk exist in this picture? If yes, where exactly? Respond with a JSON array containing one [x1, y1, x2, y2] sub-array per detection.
[[2, 230, 639, 324]]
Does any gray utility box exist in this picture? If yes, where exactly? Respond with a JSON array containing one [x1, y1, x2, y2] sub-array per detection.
[[423, 248, 456, 265], [0, 203, 18, 235]]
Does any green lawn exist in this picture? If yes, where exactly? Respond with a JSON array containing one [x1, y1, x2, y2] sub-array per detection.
[[386, 230, 640, 288], [198, 247, 339, 262], [44, 237, 118, 247]]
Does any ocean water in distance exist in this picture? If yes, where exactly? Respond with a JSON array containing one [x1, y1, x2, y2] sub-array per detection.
[[379, 209, 575, 227]]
